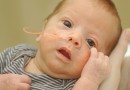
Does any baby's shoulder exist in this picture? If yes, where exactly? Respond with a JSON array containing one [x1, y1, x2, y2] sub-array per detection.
[[0, 43, 37, 61], [12, 43, 37, 58]]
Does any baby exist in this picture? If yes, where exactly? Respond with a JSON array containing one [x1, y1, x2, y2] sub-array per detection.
[[0, 0, 126, 90]]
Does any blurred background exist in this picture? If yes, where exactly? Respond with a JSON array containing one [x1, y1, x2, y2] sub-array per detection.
[[0, 0, 130, 51]]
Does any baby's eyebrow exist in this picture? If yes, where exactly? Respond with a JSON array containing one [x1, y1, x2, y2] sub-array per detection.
[[61, 10, 77, 22]]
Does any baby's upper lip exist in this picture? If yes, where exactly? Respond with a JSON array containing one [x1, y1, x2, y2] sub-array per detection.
[[57, 47, 71, 60]]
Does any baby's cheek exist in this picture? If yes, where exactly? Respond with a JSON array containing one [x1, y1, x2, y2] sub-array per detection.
[[79, 46, 91, 65], [80, 51, 90, 67], [86, 51, 91, 59], [85, 49, 91, 61]]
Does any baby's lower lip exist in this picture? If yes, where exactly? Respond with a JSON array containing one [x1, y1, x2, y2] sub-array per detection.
[[56, 50, 71, 63], [58, 49, 71, 59]]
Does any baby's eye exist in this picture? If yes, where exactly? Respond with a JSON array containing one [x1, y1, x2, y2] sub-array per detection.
[[87, 39, 95, 47], [63, 20, 72, 28]]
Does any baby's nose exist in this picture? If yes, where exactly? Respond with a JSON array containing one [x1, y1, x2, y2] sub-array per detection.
[[68, 34, 82, 48]]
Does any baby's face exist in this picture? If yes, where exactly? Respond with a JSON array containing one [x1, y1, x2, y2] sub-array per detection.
[[37, 0, 118, 79]]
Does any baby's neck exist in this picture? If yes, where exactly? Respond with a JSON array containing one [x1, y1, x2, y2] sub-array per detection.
[[24, 58, 44, 74]]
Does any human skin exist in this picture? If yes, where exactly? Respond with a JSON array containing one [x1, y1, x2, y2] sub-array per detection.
[[72, 29, 130, 90], [118, 29, 130, 90], [72, 47, 110, 90], [118, 57, 130, 90], [24, 0, 118, 79], [0, 74, 31, 90], [99, 28, 130, 90], [0, 0, 129, 90], [0, 29, 129, 90]]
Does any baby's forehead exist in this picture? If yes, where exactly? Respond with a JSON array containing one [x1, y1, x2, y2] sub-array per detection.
[[58, 0, 110, 18], [61, 0, 93, 8], [60, 0, 117, 16]]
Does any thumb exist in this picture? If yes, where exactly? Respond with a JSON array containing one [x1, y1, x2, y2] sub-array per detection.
[[110, 28, 130, 63]]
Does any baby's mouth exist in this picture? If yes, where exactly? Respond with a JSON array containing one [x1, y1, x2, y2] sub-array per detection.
[[57, 47, 71, 60]]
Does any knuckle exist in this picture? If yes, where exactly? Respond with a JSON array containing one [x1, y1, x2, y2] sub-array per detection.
[[99, 52, 104, 56]]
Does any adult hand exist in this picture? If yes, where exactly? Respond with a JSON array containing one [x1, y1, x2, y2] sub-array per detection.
[[110, 28, 130, 67], [0, 74, 31, 90], [99, 28, 130, 90]]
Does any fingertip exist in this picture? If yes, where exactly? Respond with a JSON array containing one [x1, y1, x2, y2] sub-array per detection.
[[90, 47, 98, 57], [21, 74, 30, 78], [19, 83, 31, 90], [21, 75, 32, 84], [26, 76, 31, 84], [125, 28, 130, 42], [90, 47, 97, 52]]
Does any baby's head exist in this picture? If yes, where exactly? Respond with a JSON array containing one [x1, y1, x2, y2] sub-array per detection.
[[44, 0, 122, 55], [36, 0, 122, 79]]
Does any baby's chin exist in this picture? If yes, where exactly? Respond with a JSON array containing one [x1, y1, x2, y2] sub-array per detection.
[[52, 75, 79, 80], [46, 71, 80, 79]]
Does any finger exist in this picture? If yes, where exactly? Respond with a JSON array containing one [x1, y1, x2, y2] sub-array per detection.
[[105, 56, 111, 69], [19, 75, 31, 84], [90, 47, 98, 58], [103, 56, 111, 74], [105, 56, 109, 62], [18, 83, 31, 90], [110, 28, 130, 60], [125, 28, 130, 42]]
